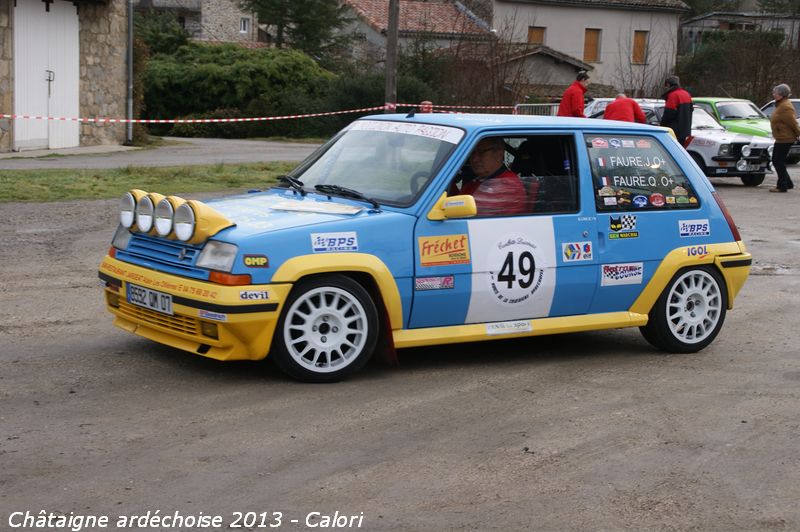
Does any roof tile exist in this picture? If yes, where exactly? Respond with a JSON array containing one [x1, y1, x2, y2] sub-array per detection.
[[344, 0, 490, 35]]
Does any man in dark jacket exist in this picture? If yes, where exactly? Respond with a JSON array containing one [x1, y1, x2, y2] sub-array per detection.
[[660, 75, 692, 145], [557, 71, 590, 118]]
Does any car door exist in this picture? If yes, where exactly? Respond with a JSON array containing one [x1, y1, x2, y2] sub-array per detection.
[[408, 132, 598, 329], [586, 131, 706, 314]]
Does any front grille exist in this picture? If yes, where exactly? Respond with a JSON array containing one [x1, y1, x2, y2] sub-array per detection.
[[117, 299, 201, 337], [730, 143, 746, 158], [118, 234, 207, 280]]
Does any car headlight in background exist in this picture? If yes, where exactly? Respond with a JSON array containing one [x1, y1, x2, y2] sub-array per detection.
[[119, 189, 147, 229], [174, 202, 196, 242], [736, 159, 749, 171], [196, 241, 238, 272], [768, 145, 774, 157], [718, 144, 731, 156], [741, 145, 752, 157]]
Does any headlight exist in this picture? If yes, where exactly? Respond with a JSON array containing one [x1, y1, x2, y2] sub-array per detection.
[[718, 144, 731, 156], [119, 192, 136, 228], [196, 241, 238, 272], [174, 202, 196, 242], [768, 145, 774, 156], [741, 145, 751, 157], [736, 159, 748, 171], [112, 225, 132, 250], [155, 198, 175, 237], [135, 196, 155, 233]]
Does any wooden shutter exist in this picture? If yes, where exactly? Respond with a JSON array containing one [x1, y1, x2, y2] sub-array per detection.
[[527, 26, 545, 45], [632, 31, 648, 64], [583, 29, 601, 62]]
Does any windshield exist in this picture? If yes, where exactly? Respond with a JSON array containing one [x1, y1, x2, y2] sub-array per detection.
[[290, 120, 464, 206], [717, 101, 765, 120], [691, 108, 724, 130]]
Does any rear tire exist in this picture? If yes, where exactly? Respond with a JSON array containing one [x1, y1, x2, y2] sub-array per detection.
[[740, 174, 765, 187], [639, 267, 728, 353], [270, 275, 379, 382], [786, 155, 800, 165]]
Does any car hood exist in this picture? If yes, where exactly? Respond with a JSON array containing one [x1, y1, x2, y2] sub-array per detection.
[[691, 129, 772, 146], [720, 119, 772, 138], [205, 190, 379, 239]]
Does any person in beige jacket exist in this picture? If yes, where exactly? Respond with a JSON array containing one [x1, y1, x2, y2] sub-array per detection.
[[769, 83, 800, 192]]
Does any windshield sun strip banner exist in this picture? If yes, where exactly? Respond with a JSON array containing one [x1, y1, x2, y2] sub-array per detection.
[[352, 120, 465, 144]]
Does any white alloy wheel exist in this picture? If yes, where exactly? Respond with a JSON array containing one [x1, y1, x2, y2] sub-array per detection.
[[665, 270, 722, 344], [640, 266, 728, 353], [272, 275, 379, 382]]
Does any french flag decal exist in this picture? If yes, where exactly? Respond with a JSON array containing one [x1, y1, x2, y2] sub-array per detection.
[[597, 156, 606, 167], [601, 176, 610, 186]]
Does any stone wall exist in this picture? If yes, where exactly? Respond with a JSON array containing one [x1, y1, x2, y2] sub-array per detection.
[[79, 0, 128, 146], [0, 0, 12, 152], [201, 0, 258, 42]]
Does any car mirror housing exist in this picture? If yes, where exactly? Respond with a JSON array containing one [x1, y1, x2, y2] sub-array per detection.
[[428, 193, 477, 220]]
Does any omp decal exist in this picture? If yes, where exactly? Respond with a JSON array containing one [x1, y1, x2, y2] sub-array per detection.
[[418, 234, 470, 266], [199, 310, 227, 322], [609, 214, 638, 238], [601, 263, 644, 286], [243, 254, 269, 268], [687, 245, 709, 259], [486, 320, 532, 335], [311, 232, 359, 252], [562, 242, 593, 262], [465, 219, 556, 323], [240, 290, 269, 300], [679, 219, 710, 237], [415, 276, 455, 291]]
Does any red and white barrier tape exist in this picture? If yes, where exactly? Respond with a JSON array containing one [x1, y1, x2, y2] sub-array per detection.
[[0, 102, 511, 124]]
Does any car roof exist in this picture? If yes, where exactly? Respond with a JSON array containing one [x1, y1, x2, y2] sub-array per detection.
[[361, 113, 662, 132], [693, 97, 752, 103]]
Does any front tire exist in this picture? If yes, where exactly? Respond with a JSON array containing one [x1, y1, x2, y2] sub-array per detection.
[[690, 152, 708, 177], [639, 267, 728, 353], [740, 174, 765, 187], [271, 275, 379, 382]]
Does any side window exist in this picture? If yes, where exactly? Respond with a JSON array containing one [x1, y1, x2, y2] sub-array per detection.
[[696, 102, 714, 117], [450, 135, 578, 217], [761, 102, 775, 117], [586, 134, 700, 211]]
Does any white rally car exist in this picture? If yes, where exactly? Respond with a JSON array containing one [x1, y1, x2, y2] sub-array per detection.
[[595, 102, 774, 187]]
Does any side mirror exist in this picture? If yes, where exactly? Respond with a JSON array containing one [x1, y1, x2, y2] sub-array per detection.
[[428, 193, 477, 220]]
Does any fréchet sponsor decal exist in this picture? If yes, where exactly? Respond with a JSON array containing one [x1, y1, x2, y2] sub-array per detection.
[[311, 232, 359, 253], [418, 234, 470, 266], [601, 262, 644, 286]]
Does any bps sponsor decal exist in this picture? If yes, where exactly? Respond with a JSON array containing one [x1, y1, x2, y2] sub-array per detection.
[[562, 242, 593, 262], [239, 290, 269, 300], [679, 219, 710, 237], [415, 276, 455, 291], [601, 263, 644, 286], [687, 245, 709, 259], [419, 234, 470, 267], [311, 232, 359, 253], [199, 310, 227, 322], [608, 215, 639, 239], [243, 254, 269, 268]]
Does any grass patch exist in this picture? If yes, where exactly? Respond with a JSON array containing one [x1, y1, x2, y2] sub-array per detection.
[[0, 161, 295, 202]]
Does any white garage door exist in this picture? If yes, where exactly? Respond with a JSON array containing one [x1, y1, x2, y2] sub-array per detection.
[[13, 0, 80, 150]]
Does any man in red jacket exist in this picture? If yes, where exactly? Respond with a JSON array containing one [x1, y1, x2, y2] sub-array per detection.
[[660, 75, 693, 145], [456, 138, 527, 216], [557, 71, 590, 118], [604, 93, 646, 123]]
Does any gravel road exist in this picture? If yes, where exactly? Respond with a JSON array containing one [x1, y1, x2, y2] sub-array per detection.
[[1, 167, 799, 530]]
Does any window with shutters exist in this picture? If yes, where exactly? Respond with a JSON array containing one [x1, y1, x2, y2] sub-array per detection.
[[584, 28, 601, 62], [527, 26, 546, 45], [632, 31, 649, 64]]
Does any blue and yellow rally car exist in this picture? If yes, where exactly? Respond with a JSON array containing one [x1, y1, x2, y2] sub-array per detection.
[[99, 113, 751, 382]]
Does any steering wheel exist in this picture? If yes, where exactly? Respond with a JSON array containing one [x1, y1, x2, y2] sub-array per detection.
[[409, 171, 429, 195]]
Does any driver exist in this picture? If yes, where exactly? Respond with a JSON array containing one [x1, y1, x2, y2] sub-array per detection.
[[455, 138, 526, 216]]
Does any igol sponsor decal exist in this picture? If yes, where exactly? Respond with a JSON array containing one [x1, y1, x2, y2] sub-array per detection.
[[243, 254, 269, 268], [414, 275, 455, 291], [687, 245, 709, 259], [419, 234, 470, 266], [600, 263, 644, 286]]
